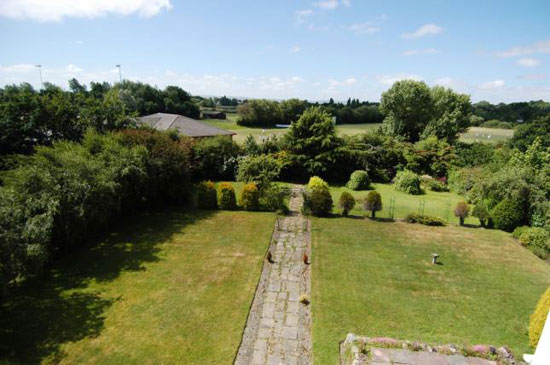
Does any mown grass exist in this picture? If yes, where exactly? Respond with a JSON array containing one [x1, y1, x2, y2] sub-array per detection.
[[202, 117, 382, 143], [460, 126, 514, 144], [0, 208, 276, 364], [329, 183, 478, 225], [311, 217, 550, 364]]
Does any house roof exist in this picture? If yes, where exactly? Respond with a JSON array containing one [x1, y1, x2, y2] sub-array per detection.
[[138, 113, 235, 137]]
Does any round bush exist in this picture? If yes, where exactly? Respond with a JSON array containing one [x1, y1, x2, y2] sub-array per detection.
[[196, 181, 217, 209], [529, 288, 550, 348], [338, 192, 356, 216], [346, 170, 370, 191], [491, 198, 523, 232], [240, 182, 260, 211], [307, 176, 329, 191], [218, 182, 237, 210], [364, 191, 382, 218], [304, 186, 332, 217], [394, 170, 422, 195], [454, 202, 470, 225]]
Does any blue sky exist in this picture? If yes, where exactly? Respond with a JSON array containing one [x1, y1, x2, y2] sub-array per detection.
[[1, 0, 549, 102]]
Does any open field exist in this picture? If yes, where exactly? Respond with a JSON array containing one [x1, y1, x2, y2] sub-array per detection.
[[459, 126, 514, 144], [0, 209, 276, 364], [311, 217, 550, 364], [202, 117, 382, 143], [329, 183, 479, 225]]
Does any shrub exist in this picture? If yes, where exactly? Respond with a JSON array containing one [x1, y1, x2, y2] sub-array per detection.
[[259, 184, 289, 214], [338, 192, 356, 216], [529, 288, 550, 348], [197, 180, 217, 209], [240, 182, 260, 211], [428, 179, 449, 192], [218, 182, 237, 210], [454, 202, 470, 226], [405, 213, 446, 226], [346, 170, 370, 190], [512, 226, 550, 259], [307, 176, 329, 190], [236, 154, 282, 189], [394, 169, 422, 195], [191, 136, 241, 181], [303, 186, 333, 217], [472, 202, 491, 227], [491, 198, 523, 232], [364, 191, 382, 218]]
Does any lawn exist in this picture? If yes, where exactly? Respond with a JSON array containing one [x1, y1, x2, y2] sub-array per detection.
[[459, 126, 514, 144], [0, 208, 276, 364], [202, 117, 382, 143], [311, 218, 550, 364], [329, 183, 479, 225]]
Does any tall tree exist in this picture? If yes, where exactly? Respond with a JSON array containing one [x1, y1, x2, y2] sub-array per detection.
[[422, 86, 471, 142]]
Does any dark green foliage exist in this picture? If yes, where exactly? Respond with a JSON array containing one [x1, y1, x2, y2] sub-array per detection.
[[404, 213, 446, 226], [454, 202, 470, 226], [303, 186, 333, 217], [240, 183, 260, 211], [512, 226, 550, 259], [346, 170, 370, 190], [472, 202, 491, 227], [338, 192, 356, 216], [394, 170, 422, 195], [284, 107, 340, 176], [405, 136, 454, 177], [472, 100, 550, 124], [364, 191, 382, 218], [259, 184, 289, 214], [236, 99, 283, 127], [511, 116, 550, 151], [191, 136, 241, 181], [236, 154, 282, 189], [491, 199, 523, 232], [428, 179, 449, 192], [218, 182, 237, 210], [453, 142, 496, 168], [196, 181, 217, 209]]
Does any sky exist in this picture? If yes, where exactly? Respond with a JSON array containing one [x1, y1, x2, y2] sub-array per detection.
[[0, 0, 549, 103]]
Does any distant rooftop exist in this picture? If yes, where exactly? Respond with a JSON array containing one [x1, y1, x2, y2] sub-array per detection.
[[138, 113, 235, 138]]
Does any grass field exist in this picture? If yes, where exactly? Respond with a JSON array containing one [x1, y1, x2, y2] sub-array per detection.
[[311, 218, 550, 364], [329, 183, 479, 225], [0, 209, 276, 364], [202, 116, 382, 143], [460, 126, 514, 144]]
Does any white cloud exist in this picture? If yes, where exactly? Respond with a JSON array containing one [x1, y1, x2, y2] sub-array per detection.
[[518, 73, 548, 81], [377, 73, 423, 86], [0, 0, 172, 21], [345, 23, 380, 34], [328, 78, 357, 87], [402, 48, 439, 56], [496, 40, 550, 58], [295, 9, 313, 24], [479, 79, 505, 89], [315, 0, 339, 10], [289, 46, 301, 53], [342, 0, 351, 7], [517, 58, 541, 67], [401, 23, 443, 39]]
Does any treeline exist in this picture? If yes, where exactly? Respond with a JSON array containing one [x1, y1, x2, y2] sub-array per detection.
[[198, 95, 240, 108], [472, 100, 550, 124], [0, 80, 199, 157]]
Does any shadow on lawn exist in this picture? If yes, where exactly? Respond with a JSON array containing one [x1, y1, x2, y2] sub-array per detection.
[[0, 208, 215, 364]]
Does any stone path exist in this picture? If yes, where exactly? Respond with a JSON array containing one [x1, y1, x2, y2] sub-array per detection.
[[235, 187, 312, 365], [370, 348, 496, 365]]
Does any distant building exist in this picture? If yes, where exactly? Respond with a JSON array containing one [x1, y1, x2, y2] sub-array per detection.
[[201, 110, 227, 120], [138, 113, 235, 139]]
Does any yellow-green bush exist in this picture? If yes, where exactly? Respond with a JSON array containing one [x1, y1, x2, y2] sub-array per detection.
[[218, 182, 237, 210], [307, 176, 329, 190], [529, 288, 550, 348], [240, 183, 260, 211], [197, 180, 217, 209]]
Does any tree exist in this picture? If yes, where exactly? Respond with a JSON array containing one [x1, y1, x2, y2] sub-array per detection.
[[472, 202, 491, 227], [236, 154, 282, 190], [380, 80, 433, 142], [364, 191, 382, 218], [454, 202, 470, 226], [511, 116, 550, 151], [338, 192, 356, 216], [422, 86, 471, 142], [284, 107, 340, 176], [236, 99, 282, 127], [280, 98, 307, 123]]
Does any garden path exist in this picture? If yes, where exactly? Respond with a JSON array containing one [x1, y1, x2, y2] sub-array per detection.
[[235, 186, 312, 365]]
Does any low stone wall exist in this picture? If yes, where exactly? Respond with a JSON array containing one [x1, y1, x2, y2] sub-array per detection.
[[340, 333, 522, 365]]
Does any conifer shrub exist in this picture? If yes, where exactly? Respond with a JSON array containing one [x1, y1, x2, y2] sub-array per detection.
[[472, 202, 491, 227], [454, 202, 470, 226], [303, 184, 333, 217], [346, 170, 370, 190], [338, 192, 356, 216], [197, 180, 217, 209], [529, 288, 550, 348], [364, 191, 382, 218], [218, 182, 237, 210], [394, 170, 422, 195], [240, 182, 260, 211]]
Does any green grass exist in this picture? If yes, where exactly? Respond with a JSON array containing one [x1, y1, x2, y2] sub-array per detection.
[[0, 208, 276, 364], [311, 217, 550, 364], [459, 126, 514, 144], [329, 183, 478, 225], [202, 118, 382, 143]]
